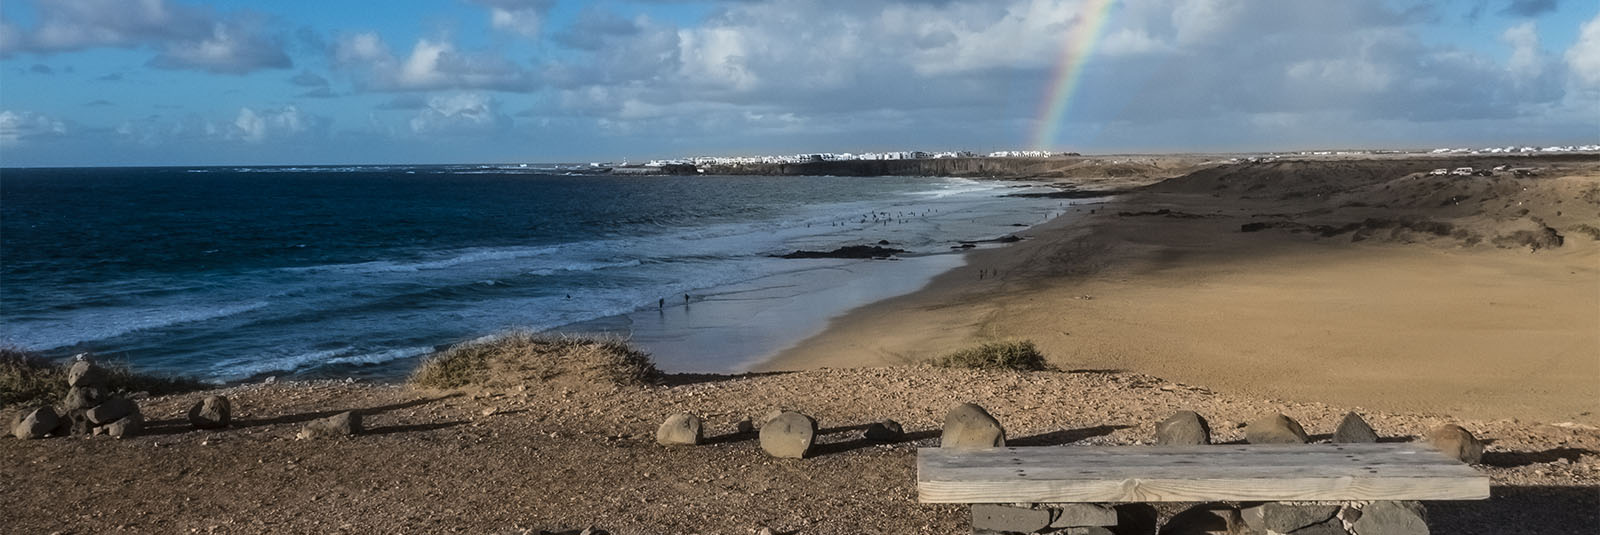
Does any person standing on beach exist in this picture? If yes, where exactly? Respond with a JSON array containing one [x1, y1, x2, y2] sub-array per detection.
[[684, 294, 690, 304], [659, 297, 664, 309]]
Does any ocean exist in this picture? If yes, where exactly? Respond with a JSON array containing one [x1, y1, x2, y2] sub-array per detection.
[[1, 165, 1073, 382]]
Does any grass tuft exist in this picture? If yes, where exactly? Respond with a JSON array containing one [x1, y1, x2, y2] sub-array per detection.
[[410, 332, 660, 390], [1, 347, 208, 407], [932, 340, 1052, 371]]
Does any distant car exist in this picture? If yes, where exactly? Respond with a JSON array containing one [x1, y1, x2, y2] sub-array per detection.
[[1450, 167, 1474, 176], [1428, 168, 1449, 176]]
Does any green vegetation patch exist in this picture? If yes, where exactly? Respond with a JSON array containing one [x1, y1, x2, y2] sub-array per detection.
[[932, 340, 1052, 371], [410, 332, 660, 390]]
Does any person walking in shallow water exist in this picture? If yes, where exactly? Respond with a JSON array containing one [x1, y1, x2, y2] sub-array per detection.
[[684, 294, 691, 305], [658, 297, 664, 309]]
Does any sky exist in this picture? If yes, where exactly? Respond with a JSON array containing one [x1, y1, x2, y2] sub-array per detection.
[[0, 0, 1597, 166]]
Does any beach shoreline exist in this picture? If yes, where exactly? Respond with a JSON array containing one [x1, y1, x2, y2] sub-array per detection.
[[757, 155, 1600, 425]]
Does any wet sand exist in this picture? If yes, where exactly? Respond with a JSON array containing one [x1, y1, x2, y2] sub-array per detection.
[[761, 157, 1600, 425]]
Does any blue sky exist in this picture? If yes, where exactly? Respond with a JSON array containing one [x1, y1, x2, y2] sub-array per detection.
[[1, 0, 1597, 166]]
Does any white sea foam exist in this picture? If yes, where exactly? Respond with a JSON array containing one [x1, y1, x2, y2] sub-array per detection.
[[2, 300, 271, 351]]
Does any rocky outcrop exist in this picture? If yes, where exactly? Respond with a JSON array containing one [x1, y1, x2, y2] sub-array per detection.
[[774, 245, 906, 259]]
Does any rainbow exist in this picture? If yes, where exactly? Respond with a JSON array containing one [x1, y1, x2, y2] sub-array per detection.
[[1031, 0, 1119, 151]]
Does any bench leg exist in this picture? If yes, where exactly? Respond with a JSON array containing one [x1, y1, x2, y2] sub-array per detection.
[[971, 503, 1123, 535]]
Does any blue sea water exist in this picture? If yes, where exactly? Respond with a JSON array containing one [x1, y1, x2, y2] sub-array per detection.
[[1, 165, 1069, 381]]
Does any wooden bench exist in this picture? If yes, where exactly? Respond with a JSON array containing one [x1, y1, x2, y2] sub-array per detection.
[[919, 443, 1489, 533]]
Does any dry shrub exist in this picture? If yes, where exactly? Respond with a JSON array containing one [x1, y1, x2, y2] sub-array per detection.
[[932, 340, 1051, 371], [1, 347, 207, 407], [410, 332, 660, 390]]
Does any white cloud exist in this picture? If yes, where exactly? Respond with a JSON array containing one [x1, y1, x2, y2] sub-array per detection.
[[408, 93, 511, 135], [147, 21, 291, 74], [468, 0, 555, 38], [2, 0, 289, 74], [332, 33, 538, 92], [1566, 13, 1600, 89], [1503, 21, 1543, 80], [0, 110, 68, 147], [109, 106, 327, 146], [230, 106, 318, 143]]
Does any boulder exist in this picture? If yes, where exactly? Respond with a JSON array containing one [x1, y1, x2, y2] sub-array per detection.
[[1159, 504, 1245, 535], [1155, 410, 1211, 446], [655, 413, 703, 446], [1049, 504, 1118, 528], [1112, 504, 1161, 535], [759, 411, 816, 459], [298, 411, 361, 440], [941, 403, 1005, 450], [61, 386, 107, 411], [66, 360, 106, 387], [1292, 519, 1352, 535], [972, 504, 1052, 534], [1334, 412, 1379, 443], [104, 412, 143, 439], [86, 397, 136, 425], [1061, 529, 1115, 535], [863, 419, 904, 443], [1425, 424, 1483, 464], [56, 408, 93, 436], [12, 407, 59, 439], [1258, 503, 1339, 533], [1351, 501, 1428, 535], [187, 395, 232, 429], [1245, 413, 1309, 444]]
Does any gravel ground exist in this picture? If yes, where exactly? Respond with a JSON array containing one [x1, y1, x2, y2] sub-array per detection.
[[4, 366, 1597, 534]]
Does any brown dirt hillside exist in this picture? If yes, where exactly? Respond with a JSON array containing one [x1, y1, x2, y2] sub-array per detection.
[[4, 367, 1597, 534]]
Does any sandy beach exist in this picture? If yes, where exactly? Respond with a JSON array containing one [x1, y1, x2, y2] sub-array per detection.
[[763, 155, 1600, 425]]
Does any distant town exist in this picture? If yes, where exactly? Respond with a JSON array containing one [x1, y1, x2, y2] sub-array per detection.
[[631, 144, 1600, 169]]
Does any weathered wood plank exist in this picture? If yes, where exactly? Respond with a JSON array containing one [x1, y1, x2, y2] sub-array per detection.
[[917, 443, 1490, 503]]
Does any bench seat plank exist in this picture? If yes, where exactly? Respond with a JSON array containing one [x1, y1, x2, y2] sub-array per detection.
[[918, 443, 1490, 503]]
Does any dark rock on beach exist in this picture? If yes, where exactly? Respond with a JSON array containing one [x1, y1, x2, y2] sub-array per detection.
[[188, 395, 232, 429], [863, 419, 904, 443], [12, 407, 59, 439], [775, 245, 907, 259], [1155, 410, 1211, 445], [1245, 413, 1309, 444], [1427, 423, 1484, 464], [299, 411, 361, 440], [86, 398, 136, 425], [1334, 411, 1380, 443], [66, 360, 106, 388]]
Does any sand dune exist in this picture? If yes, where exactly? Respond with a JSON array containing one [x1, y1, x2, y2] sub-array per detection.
[[763, 155, 1600, 425]]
